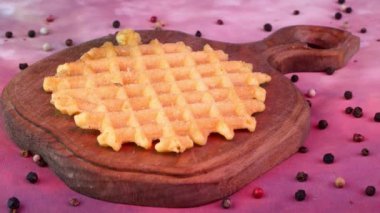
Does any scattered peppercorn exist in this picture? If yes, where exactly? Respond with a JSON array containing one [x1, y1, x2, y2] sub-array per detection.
[[335, 177, 345, 188], [28, 30, 36, 38], [335, 12, 342, 20], [353, 133, 365, 142], [216, 19, 224, 25], [338, 0, 345, 4], [221, 198, 231, 209], [365, 186, 376, 196], [20, 149, 31, 157], [19, 63, 28, 70], [7, 197, 20, 210], [195, 30, 202, 37], [353, 107, 363, 118], [318, 120, 328, 129], [323, 153, 335, 164], [252, 187, 264, 199], [46, 15, 55, 22], [26, 171, 38, 184], [361, 148, 369, 156], [360, 28, 367, 33], [69, 198, 81, 207], [263, 23, 272, 32], [344, 91, 352, 100], [5, 31, 13, 38], [65, 38, 73, 46], [293, 10, 300, 15], [290, 74, 299, 82], [345, 106, 353, 114], [306, 89, 316, 98], [112, 20, 120, 28], [374, 113, 380, 122], [298, 146, 308, 153], [32, 154, 41, 162], [294, 189, 306, 201], [39, 27, 49, 35], [42, 42, 53, 51], [345, 7, 353, 13], [325, 67, 335, 75], [150, 16, 157, 23], [296, 171, 308, 182]]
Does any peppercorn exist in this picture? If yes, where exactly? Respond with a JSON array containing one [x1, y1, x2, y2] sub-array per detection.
[[335, 177, 345, 188], [345, 106, 353, 114], [19, 63, 28, 70], [345, 7, 353, 13], [221, 198, 231, 209], [361, 148, 369, 156], [294, 189, 306, 201], [65, 39, 73, 46], [318, 120, 328, 129], [263, 23, 272, 32], [252, 187, 264, 199], [344, 91, 352, 99], [216, 19, 224, 25], [46, 15, 55, 22], [293, 10, 300, 15], [290, 74, 299, 82], [360, 28, 367, 33], [112, 20, 120, 28], [374, 113, 380, 122], [5, 31, 13, 38], [7, 197, 20, 210], [42, 42, 53, 51], [353, 107, 363, 118], [26, 171, 38, 184], [150, 16, 157, 23], [306, 89, 316, 98], [325, 67, 335, 75], [353, 133, 364, 142], [195, 30, 202, 37], [69, 198, 81, 207], [28, 30, 36, 38], [20, 149, 31, 157], [323, 153, 334, 164], [296, 171, 308, 182], [335, 12, 342, 20], [298, 146, 308, 153], [365, 186, 376, 196], [338, 0, 345, 4]]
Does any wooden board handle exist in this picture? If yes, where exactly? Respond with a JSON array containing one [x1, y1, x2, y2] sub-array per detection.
[[261, 25, 360, 73]]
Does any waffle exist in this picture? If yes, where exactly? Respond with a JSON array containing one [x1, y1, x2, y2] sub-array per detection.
[[43, 29, 271, 153]]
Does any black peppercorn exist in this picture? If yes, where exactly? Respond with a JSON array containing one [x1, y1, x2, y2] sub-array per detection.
[[28, 30, 36, 38], [195, 30, 202, 37], [5, 31, 13, 38], [365, 186, 376, 196], [344, 91, 352, 100], [360, 28, 367, 33], [65, 39, 73, 46], [216, 19, 224, 25], [318, 120, 328, 129], [361, 148, 369, 156], [338, 0, 345, 4], [345, 107, 353, 114], [323, 153, 334, 164], [293, 10, 300, 15], [221, 198, 231, 209], [263, 23, 272, 32], [325, 67, 335, 75], [7, 197, 20, 210], [26, 171, 38, 184], [290, 74, 299, 82], [374, 113, 380, 122], [353, 133, 365, 142], [296, 171, 308, 182], [298, 146, 308, 153], [345, 7, 353, 14], [19, 63, 28, 70], [295, 189, 306, 201], [335, 12, 342, 20], [353, 107, 363, 118], [112, 20, 120, 28]]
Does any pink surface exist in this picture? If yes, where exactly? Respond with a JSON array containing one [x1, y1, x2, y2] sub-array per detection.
[[1, 0, 380, 212]]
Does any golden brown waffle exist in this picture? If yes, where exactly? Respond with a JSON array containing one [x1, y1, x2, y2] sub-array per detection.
[[43, 30, 271, 153]]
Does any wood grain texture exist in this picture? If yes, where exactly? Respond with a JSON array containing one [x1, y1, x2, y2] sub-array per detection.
[[0, 25, 359, 207]]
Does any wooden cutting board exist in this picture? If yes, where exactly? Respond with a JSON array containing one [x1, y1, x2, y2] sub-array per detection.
[[0, 25, 359, 208]]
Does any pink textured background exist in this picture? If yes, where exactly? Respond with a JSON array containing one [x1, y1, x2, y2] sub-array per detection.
[[1, 0, 379, 212]]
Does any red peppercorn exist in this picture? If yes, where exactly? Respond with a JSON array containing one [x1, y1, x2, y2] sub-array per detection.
[[353, 133, 365, 142], [252, 187, 264, 199], [46, 15, 55, 22], [150, 16, 157, 23], [216, 19, 224, 25]]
